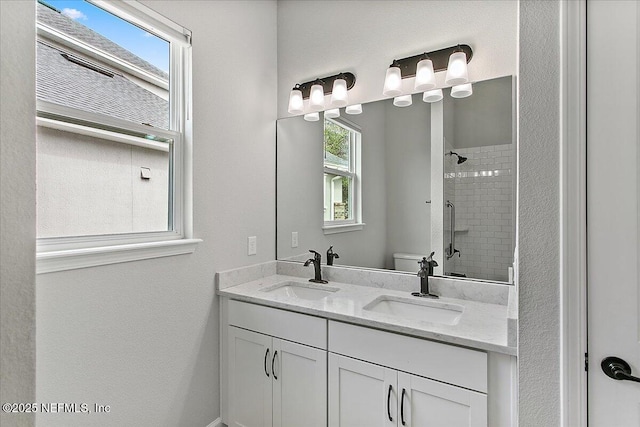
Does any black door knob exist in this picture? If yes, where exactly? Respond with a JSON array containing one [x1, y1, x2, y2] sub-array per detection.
[[601, 356, 640, 383]]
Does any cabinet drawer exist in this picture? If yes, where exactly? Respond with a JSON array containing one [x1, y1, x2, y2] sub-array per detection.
[[329, 321, 487, 392], [228, 300, 327, 349]]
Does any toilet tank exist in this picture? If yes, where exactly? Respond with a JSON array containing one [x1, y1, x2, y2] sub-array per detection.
[[393, 253, 425, 273]]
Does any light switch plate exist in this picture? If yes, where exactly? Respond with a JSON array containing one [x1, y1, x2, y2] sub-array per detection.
[[248, 236, 257, 256], [291, 232, 298, 248]]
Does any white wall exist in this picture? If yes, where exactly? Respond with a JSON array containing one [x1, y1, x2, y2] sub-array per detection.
[[0, 2, 36, 427], [34, 1, 277, 426], [277, 0, 517, 118], [518, 1, 562, 425]]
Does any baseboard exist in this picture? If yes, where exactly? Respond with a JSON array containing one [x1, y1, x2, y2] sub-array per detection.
[[205, 417, 222, 427]]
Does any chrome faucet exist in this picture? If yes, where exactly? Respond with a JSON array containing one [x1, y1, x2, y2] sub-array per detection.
[[304, 250, 328, 284], [412, 252, 439, 299]]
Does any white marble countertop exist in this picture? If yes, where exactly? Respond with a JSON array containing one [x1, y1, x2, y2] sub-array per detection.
[[217, 273, 516, 356]]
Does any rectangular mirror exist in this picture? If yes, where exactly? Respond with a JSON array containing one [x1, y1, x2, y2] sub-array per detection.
[[277, 75, 515, 284]]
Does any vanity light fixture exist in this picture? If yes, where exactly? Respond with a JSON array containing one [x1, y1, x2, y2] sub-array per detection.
[[444, 46, 470, 85], [382, 44, 473, 104], [330, 75, 349, 107], [383, 60, 403, 97], [304, 112, 320, 121], [450, 83, 473, 99], [287, 85, 304, 115], [324, 108, 340, 119], [309, 80, 326, 111], [393, 94, 413, 107], [345, 104, 362, 115], [423, 88, 444, 103], [414, 54, 437, 92], [287, 72, 356, 115]]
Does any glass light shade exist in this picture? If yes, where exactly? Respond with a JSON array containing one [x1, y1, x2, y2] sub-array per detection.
[[324, 108, 340, 119], [287, 88, 304, 115], [304, 112, 320, 121], [423, 88, 443, 103], [330, 78, 348, 107], [382, 66, 402, 97], [414, 58, 436, 91], [345, 104, 362, 115], [450, 83, 473, 98], [309, 83, 325, 111], [393, 94, 412, 107], [445, 51, 469, 85]]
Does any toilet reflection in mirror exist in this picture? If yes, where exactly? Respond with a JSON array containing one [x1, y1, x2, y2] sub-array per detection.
[[276, 75, 515, 284]]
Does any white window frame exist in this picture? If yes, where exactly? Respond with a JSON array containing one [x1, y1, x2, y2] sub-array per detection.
[[35, 0, 199, 274], [322, 117, 364, 234]]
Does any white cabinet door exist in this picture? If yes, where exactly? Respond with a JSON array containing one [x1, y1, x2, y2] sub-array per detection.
[[272, 339, 327, 427], [228, 326, 273, 427], [397, 372, 487, 427], [328, 353, 396, 427]]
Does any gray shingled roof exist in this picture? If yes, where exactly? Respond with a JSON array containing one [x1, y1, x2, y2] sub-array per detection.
[[36, 1, 169, 129], [37, 41, 169, 129], [37, 2, 168, 81]]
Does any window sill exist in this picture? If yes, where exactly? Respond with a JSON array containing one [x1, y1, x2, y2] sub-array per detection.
[[36, 238, 202, 274], [322, 223, 366, 235]]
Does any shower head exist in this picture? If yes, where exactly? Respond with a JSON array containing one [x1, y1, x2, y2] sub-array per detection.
[[446, 151, 468, 164]]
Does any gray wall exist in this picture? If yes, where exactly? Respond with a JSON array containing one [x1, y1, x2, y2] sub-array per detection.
[[0, 2, 36, 427], [446, 76, 514, 149], [518, 1, 561, 425], [33, 1, 277, 426], [383, 98, 432, 268], [37, 128, 169, 237]]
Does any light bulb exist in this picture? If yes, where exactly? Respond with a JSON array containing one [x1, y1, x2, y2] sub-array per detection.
[[330, 78, 348, 107], [287, 87, 304, 115], [414, 58, 436, 92], [383, 65, 402, 97], [393, 94, 412, 107], [325, 108, 340, 119], [309, 83, 325, 111], [445, 51, 469, 85], [345, 104, 362, 115], [304, 112, 320, 121], [450, 83, 473, 98], [423, 88, 443, 103]]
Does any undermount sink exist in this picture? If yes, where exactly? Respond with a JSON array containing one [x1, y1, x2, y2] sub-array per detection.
[[363, 295, 464, 325], [261, 281, 339, 300]]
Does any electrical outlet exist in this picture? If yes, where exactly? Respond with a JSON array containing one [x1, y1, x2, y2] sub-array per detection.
[[291, 232, 298, 248], [248, 236, 257, 255]]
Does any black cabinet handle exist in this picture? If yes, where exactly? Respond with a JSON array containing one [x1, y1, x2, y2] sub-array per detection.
[[387, 384, 393, 422], [264, 348, 270, 377], [602, 356, 640, 383], [401, 388, 406, 426], [272, 350, 278, 380]]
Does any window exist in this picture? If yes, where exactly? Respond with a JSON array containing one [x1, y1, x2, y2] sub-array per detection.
[[35, 0, 198, 273], [323, 118, 363, 233]]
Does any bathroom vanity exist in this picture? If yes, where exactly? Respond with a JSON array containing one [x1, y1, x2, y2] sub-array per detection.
[[218, 261, 517, 427]]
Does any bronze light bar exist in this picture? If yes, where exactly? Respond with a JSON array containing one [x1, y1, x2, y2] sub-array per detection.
[[294, 72, 356, 99], [391, 44, 473, 78]]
